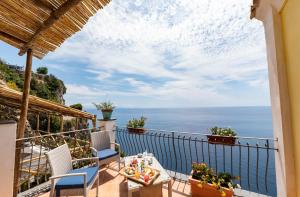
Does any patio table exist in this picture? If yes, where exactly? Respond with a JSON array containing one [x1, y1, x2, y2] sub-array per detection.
[[124, 155, 172, 197]]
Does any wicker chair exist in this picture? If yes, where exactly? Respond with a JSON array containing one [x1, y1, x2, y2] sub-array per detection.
[[90, 131, 121, 171], [46, 144, 99, 197]]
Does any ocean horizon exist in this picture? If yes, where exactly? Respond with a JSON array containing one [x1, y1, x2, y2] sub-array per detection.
[[87, 106, 274, 138]]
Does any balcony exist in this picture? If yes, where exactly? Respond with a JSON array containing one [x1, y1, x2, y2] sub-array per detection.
[[16, 128, 277, 197]]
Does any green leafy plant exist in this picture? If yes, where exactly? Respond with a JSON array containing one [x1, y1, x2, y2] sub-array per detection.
[[36, 67, 48, 75], [127, 116, 146, 128], [70, 103, 83, 110], [191, 162, 239, 193], [93, 101, 115, 111], [209, 127, 237, 137]]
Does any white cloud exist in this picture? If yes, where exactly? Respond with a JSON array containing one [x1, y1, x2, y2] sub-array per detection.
[[45, 0, 269, 108], [66, 84, 104, 96]]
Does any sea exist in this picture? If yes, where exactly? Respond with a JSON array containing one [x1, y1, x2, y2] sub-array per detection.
[[87, 106, 276, 196]]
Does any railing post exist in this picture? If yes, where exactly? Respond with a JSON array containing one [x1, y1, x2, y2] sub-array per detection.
[[171, 131, 177, 178]]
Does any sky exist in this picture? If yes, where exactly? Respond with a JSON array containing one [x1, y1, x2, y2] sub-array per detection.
[[0, 0, 270, 109]]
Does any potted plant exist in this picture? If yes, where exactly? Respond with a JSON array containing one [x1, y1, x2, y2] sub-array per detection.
[[189, 162, 239, 197], [93, 101, 115, 120], [207, 127, 237, 145], [127, 116, 146, 133]]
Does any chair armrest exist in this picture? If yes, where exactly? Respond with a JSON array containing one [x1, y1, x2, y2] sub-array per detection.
[[90, 147, 98, 157], [72, 157, 99, 163], [110, 142, 120, 147], [49, 172, 86, 180]]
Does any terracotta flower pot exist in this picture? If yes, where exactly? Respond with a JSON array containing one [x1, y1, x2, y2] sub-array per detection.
[[207, 135, 236, 145], [189, 176, 234, 197], [127, 127, 145, 134]]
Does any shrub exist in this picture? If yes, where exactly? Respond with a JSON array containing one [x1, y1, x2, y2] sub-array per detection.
[[209, 127, 237, 137], [70, 103, 83, 110], [7, 81, 19, 91], [36, 67, 48, 75], [127, 116, 146, 128]]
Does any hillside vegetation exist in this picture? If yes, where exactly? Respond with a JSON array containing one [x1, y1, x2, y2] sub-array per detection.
[[0, 59, 66, 104], [0, 58, 87, 132]]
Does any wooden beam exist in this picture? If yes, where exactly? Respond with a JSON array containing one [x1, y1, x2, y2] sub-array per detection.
[[19, 0, 84, 55], [32, 0, 54, 12], [0, 31, 26, 45], [13, 49, 33, 197]]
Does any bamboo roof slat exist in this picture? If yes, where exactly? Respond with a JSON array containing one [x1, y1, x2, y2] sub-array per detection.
[[0, 0, 110, 59], [0, 86, 95, 119]]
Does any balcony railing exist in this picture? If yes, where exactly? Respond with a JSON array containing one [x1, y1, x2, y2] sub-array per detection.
[[116, 128, 278, 197], [16, 129, 92, 196], [16, 128, 278, 197]]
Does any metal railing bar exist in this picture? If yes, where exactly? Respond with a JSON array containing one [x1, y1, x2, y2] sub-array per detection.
[[188, 136, 192, 173], [194, 137, 199, 163], [223, 144, 225, 172], [172, 132, 177, 178], [143, 128, 278, 141], [256, 143, 259, 191], [167, 134, 172, 172], [177, 135, 183, 179], [201, 138, 204, 163], [208, 142, 211, 168], [239, 141, 242, 186], [247, 143, 250, 190], [154, 133, 159, 158], [182, 136, 188, 175], [265, 140, 270, 193], [215, 143, 218, 174], [162, 134, 167, 168]]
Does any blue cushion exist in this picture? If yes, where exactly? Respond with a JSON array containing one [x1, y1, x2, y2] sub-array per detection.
[[55, 166, 99, 195], [98, 149, 118, 160]]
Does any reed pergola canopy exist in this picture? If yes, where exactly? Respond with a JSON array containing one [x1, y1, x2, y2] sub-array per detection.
[[0, 85, 95, 119], [0, 0, 110, 59]]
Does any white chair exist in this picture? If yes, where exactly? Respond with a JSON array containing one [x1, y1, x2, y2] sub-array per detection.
[[90, 131, 121, 171], [46, 144, 99, 197]]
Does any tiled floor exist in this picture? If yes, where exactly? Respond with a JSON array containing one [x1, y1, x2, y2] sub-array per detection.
[[38, 162, 191, 197], [38, 162, 270, 197]]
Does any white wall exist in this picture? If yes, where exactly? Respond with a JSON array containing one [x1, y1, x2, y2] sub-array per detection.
[[0, 121, 17, 197]]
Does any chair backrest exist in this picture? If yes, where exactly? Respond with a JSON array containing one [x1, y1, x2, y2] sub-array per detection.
[[91, 131, 111, 151], [46, 144, 73, 177]]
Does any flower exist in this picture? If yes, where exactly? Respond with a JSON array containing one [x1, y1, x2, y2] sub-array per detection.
[[192, 162, 240, 192]]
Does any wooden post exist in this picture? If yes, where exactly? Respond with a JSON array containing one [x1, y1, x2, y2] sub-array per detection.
[[13, 49, 33, 197], [34, 113, 40, 143], [75, 118, 78, 130], [92, 115, 97, 132], [36, 113, 40, 132], [60, 115, 64, 133], [47, 114, 51, 133]]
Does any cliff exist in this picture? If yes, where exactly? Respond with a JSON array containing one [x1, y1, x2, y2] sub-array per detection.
[[0, 59, 66, 104]]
